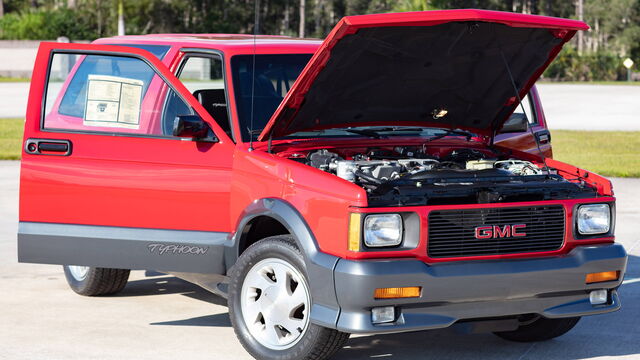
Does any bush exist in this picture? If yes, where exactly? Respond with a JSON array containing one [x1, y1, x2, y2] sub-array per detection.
[[0, 8, 97, 40], [544, 47, 627, 81]]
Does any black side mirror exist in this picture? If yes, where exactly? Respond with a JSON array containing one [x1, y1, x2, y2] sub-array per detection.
[[499, 113, 529, 133], [172, 115, 217, 142]]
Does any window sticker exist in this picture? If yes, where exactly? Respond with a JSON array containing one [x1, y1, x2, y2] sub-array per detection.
[[84, 74, 143, 129]]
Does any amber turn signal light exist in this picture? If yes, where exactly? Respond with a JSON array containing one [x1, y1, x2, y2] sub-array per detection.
[[585, 271, 620, 284], [374, 286, 421, 299], [348, 213, 362, 252]]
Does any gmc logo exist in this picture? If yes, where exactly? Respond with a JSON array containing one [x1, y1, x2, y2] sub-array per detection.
[[474, 224, 527, 239]]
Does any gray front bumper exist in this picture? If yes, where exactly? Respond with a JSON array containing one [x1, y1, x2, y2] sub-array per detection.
[[331, 244, 627, 334]]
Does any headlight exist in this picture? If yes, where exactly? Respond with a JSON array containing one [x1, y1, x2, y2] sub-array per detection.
[[577, 204, 610, 235], [364, 214, 402, 247]]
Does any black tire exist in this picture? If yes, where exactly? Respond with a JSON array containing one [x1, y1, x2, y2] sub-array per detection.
[[228, 235, 350, 360], [494, 315, 581, 342], [63, 265, 130, 296]]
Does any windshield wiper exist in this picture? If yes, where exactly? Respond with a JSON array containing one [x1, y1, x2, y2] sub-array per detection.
[[424, 129, 475, 143], [285, 126, 468, 139], [344, 128, 386, 139], [344, 126, 434, 139]]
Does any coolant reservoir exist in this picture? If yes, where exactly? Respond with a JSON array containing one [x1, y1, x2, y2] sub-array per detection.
[[466, 160, 495, 170]]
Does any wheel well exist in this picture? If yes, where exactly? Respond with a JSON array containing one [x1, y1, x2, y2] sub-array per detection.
[[238, 216, 290, 255]]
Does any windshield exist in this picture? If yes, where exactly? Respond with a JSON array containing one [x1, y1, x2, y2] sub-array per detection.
[[231, 54, 312, 142]]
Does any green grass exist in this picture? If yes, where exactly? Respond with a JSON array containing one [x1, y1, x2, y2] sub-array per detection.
[[0, 121, 637, 177], [0, 118, 24, 160], [0, 77, 30, 83], [551, 130, 640, 177]]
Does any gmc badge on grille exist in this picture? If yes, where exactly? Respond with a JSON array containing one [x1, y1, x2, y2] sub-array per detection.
[[474, 224, 527, 239]]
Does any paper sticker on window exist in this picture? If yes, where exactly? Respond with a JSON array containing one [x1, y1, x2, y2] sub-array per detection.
[[84, 75, 143, 129]]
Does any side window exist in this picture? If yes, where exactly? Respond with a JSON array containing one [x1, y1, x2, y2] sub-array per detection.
[[512, 93, 537, 125], [44, 53, 192, 137], [177, 55, 232, 137]]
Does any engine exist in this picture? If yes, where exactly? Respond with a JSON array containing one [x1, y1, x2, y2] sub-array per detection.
[[298, 147, 597, 206], [304, 148, 543, 183]]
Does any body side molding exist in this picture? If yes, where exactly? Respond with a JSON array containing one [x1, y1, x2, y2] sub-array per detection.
[[18, 222, 229, 274]]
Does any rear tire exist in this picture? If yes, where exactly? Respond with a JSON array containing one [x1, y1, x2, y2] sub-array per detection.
[[228, 235, 350, 360], [494, 315, 581, 342], [63, 265, 130, 296]]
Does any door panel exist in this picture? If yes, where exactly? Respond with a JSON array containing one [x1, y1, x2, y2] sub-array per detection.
[[19, 42, 234, 273], [494, 86, 553, 158]]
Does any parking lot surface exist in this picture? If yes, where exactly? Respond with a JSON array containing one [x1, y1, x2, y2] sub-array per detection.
[[0, 160, 638, 360], [536, 84, 640, 131]]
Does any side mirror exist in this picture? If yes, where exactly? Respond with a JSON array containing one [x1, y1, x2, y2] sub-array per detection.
[[172, 115, 217, 142], [499, 113, 529, 133]]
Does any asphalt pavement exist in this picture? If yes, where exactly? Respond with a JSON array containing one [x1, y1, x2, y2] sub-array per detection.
[[535, 84, 640, 131], [1, 82, 640, 131], [0, 160, 638, 360], [0, 82, 29, 118]]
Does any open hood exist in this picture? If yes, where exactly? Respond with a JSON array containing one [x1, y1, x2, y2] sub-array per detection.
[[258, 10, 587, 141]]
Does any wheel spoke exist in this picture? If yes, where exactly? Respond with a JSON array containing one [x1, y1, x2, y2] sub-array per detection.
[[279, 315, 305, 335], [286, 285, 307, 310], [244, 267, 275, 296], [264, 317, 283, 345], [242, 296, 263, 327], [272, 264, 290, 292]]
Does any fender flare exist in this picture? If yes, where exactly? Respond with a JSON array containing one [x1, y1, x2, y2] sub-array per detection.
[[224, 198, 341, 329]]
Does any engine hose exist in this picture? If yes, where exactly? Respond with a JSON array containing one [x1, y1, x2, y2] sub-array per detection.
[[354, 170, 383, 185]]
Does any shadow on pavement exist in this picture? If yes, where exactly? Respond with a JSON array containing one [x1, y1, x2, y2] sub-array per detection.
[[117, 274, 227, 306], [150, 313, 232, 327]]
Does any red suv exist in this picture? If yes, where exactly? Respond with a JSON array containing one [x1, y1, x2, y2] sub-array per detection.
[[18, 10, 627, 360]]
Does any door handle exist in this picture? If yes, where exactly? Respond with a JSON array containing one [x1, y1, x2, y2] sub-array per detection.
[[535, 131, 551, 144], [25, 138, 72, 156]]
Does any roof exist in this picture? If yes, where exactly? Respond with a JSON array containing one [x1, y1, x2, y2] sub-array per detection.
[[93, 33, 323, 53]]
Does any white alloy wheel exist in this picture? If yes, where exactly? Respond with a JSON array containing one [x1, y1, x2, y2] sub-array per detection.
[[240, 258, 311, 350], [67, 265, 90, 281]]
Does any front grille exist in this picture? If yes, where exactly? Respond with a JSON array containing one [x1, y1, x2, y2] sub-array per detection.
[[428, 205, 565, 258]]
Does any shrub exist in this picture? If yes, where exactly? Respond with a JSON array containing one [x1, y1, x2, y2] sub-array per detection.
[[0, 8, 97, 40], [544, 47, 627, 81]]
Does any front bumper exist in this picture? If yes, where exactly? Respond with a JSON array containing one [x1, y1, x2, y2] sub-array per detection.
[[330, 244, 627, 334]]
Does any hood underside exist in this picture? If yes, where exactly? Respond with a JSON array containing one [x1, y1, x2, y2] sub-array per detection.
[[259, 10, 587, 141]]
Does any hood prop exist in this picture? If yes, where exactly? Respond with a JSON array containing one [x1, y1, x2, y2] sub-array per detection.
[[498, 47, 551, 176]]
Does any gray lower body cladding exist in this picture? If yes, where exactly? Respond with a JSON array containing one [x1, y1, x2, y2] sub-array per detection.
[[18, 222, 229, 274], [330, 244, 627, 334]]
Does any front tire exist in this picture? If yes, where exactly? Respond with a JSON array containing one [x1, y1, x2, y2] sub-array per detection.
[[228, 235, 350, 360], [494, 315, 581, 342], [63, 265, 130, 296]]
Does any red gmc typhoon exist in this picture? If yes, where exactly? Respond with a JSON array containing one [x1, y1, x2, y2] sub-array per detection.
[[18, 10, 627, 360]]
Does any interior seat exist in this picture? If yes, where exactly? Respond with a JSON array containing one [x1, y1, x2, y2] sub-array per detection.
[[237, 73, 284, 133], [192, 89, 232, 137]]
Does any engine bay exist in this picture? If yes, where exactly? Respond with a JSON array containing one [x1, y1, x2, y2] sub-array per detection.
[[285, 146, 598, 206]]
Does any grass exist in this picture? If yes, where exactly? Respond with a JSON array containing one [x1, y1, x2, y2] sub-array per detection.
[[551, 130, 640, 177], [0, 120, 637, 177], [0, 77, 30, 83], [0, 118, 24, 160]]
